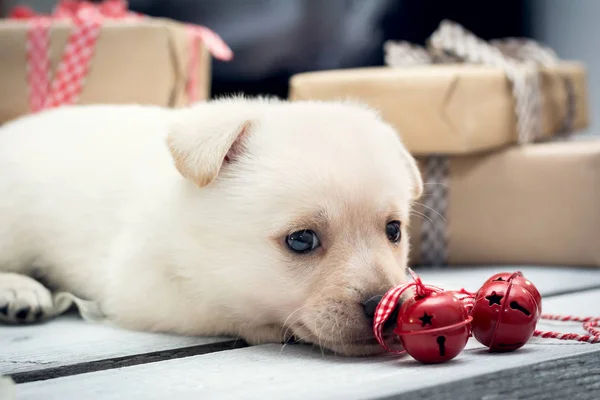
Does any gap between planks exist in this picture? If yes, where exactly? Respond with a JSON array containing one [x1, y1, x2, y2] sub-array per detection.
[[8, 339, 247, 384]]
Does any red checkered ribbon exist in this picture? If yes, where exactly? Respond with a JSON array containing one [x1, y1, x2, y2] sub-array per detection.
[[9, 0, 232, 112], [374, 269, 599, 355], [372, 283, 410, 354], [25, 18, 51, 112]]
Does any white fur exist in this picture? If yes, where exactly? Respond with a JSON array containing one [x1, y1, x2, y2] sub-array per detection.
[[0, 97, 422, 356]]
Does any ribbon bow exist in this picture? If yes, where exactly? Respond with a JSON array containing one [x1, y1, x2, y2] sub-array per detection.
[[9, 0, 233, 112]]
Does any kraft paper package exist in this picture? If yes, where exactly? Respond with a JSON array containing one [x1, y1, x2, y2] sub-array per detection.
[[409, 138, 600, 267], [0, 0, 233, 124], [289, 63, 588, 155]]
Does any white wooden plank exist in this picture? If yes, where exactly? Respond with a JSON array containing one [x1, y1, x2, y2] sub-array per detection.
[[416, 265, 600, 295], [0, 313, 235, 377], [14, 289, 600, 400]]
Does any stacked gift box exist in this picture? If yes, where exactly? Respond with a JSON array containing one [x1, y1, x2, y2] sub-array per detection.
[[289, 20, 599, 268], [0, 0, 232, 124]]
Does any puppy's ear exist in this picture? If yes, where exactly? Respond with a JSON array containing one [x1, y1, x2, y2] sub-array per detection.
[[398, 145, 424, 200], [167, 106, 253, 187]]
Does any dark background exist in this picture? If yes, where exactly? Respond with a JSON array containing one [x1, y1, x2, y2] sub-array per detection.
[[127, 0, 532, 99]]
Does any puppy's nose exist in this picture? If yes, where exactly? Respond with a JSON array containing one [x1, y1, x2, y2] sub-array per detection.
[[362, 295, 383, 320], [362, 294, 401, 330]]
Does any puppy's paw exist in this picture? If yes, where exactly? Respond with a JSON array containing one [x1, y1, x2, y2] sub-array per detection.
[[0, 273, 55, 324]]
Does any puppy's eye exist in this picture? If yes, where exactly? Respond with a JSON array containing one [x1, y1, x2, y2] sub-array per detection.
[[386, 221, 401, 243], [286, 230, 320, 254]]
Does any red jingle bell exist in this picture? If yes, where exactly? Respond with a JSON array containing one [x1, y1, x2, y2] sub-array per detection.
[[471, 272, 541, 352], [484, 271, 542, 312], [394, 291, 472, 364]]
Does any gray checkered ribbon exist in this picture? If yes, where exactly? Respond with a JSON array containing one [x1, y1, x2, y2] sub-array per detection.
[[419, 156, 449, 266], [384, 20, 576, 266]]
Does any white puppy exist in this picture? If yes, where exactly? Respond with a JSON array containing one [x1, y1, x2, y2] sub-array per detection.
[[0, 97, 422, 356]]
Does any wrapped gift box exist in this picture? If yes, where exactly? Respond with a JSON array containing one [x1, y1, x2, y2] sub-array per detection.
[[0, 1, 232, 124], [289, 63, 589, 155], [408, 138, 600, 267]]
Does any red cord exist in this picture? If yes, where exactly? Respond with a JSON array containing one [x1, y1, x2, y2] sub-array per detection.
[[533, 314, 600, 344]]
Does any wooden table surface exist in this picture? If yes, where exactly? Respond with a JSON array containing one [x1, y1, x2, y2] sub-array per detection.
[[1, 265, 599, 400]]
